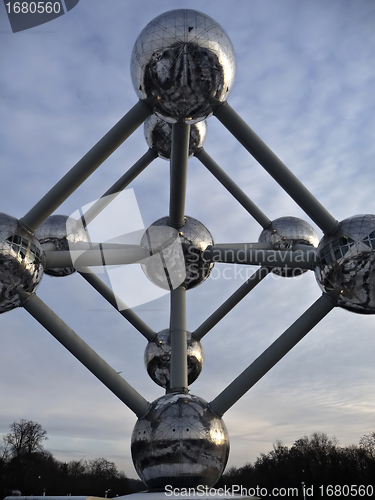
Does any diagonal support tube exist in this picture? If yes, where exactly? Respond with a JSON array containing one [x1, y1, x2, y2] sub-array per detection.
[[214, 102, 339, 235], [193, 267, 269, 341], [195, 148, 271, 228], [169, 285, 188, 393], [19, 99, 154, 233], [20, 291, 150, 418], [169, 123, 190, 228], [209, 292, 337, 417], [78, 267, 155, 341], [81, 148, 157, 227]]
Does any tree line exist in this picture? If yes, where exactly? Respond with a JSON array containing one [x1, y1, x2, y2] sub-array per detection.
[[220, 431, 375, 498], [0, 419, 145, 498], [1, 420, 375, 498]]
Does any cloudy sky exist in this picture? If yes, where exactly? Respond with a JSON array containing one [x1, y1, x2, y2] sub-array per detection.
[[1, 0, 375, 481]]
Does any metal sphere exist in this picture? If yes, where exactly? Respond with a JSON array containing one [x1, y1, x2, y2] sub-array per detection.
[[35, 215, 89, 277], [315, 214, 375, 314], [131, 9, 236, 124], [0, 213, 44, 313], [141, 216, 214, 290], [144, 115, 207, 160], [131, 393, 229, 489], [145, 329, 204, 388], [259, 216, 319, 277]]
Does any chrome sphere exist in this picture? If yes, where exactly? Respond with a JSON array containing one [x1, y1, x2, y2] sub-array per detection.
[[0, 213, 44, 313], [259, 216, 319, 277], [144, 115, 207, 160], [315, 214, 375, 314], [145, 329, 204, 388], [131, 9, 236, 124], [141, 216, 214, 290], [131, 393, 229, 489], [35, 215, 89, 277]]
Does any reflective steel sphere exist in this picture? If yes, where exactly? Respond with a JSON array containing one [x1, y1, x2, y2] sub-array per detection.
[[145, 329, 204, 388], [259, 216, 319, 277], [144, 115, 207, 159], [131, 393, 229, 489], [0, 213, 44, 313], [36, 215, 89, 277], [315, 214, 375, 314], [141, 216, 214, 290], [131, 9, 236, 124]]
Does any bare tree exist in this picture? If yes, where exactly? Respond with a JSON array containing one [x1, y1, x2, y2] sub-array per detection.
[[87, 457, 119, 480], [359, 431, 375, 458], [4, 419, 47, 457]]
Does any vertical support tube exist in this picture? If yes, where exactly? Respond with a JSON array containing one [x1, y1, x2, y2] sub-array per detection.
[[209, 292, 337, 417], [81, 148, 157, 227], [19, 99, 153, 233], [21, 291, 150, 417], [169, 123, 190, 228], [195, 148, 271, 228], [214, 102, 339, 235], [169, 285, 188, 393]]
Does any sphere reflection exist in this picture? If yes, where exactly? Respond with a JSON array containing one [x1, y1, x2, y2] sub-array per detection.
[[145, 329, 204, 388], [0, 213, 44, 313], [141, 216, 214, 290], [131, 393, 229, 489], [315, 214, 375, 314], [144, 115, 206, 159], [36, 215, 89, 277], [259, 216, 319, 277], [131, 9, 236, 123]]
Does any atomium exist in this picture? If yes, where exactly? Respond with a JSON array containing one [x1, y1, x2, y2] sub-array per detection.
[[131, 393, 229, 489], [131, 9, 236, 124], [2, 7, 375, 495], [315, 214, 375, 314], [144, 115, 207, 160], [145, 329, 203, 389], [140, 215, 214, 290], [259, 216, 319, 277], [0, 213, 44, 313], [35, 214, 89, 277]]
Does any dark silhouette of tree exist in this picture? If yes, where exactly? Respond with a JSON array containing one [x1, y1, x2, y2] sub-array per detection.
[[4, 419, 47, 458], [359, 431, 375, 458], [87, 457, 119, 481], [0, 419, 146, 497], [222, 431, 375, 496], [288, 432, 340, 484], [3, 419, 373, 498]]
